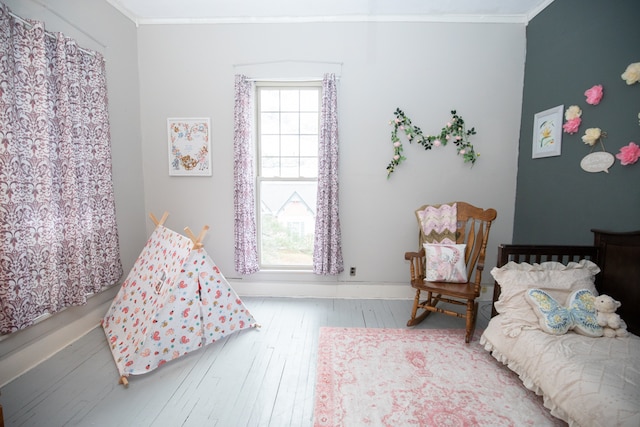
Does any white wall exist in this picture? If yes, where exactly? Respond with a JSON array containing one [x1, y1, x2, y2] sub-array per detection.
[[137, 21, 525, 293]]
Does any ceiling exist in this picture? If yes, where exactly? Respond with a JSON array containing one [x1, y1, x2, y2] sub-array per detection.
[[105, 0, 555, 25]]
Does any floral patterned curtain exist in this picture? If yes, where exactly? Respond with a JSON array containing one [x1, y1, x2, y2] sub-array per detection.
[[313, 73, 344, 275], [0, 5, 122, 334], [233, 75, 259, 274]]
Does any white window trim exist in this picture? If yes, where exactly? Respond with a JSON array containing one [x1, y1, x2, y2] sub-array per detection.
[[255, 81, 322, 271]]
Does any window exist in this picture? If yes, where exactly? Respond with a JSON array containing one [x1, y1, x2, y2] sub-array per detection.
[[257, 83, 320, 269]]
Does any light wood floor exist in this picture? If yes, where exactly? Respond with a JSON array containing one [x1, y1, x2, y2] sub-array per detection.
[[0, 297, 494, 427]]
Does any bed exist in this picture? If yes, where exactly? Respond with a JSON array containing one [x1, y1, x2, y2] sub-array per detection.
[[480, 229, 640, 427]]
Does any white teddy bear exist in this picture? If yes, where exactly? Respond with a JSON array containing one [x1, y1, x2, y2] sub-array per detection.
[[594, 294, 629, 337]]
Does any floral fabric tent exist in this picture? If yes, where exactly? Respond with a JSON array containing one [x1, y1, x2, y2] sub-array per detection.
[[102, 222, 257, 385]]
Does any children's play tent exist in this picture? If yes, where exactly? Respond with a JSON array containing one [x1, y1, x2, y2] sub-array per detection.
[[102, 214, 258, 385]]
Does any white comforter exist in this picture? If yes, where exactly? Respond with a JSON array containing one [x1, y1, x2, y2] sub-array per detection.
[[481, 317, 640, 427]]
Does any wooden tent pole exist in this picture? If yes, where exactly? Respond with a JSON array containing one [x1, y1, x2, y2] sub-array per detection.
[[119, 376, 129, 388], [149, 211, 169, 227], [196, 225, 210, 246], [184, 225, 210, 249], [184, 227, 198, 247]]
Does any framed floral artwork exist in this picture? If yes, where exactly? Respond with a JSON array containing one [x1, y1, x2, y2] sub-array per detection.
[[167, 118, 211, 176], [532, 105, 563, 159]]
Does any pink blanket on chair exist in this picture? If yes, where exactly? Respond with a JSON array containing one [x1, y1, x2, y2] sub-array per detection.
[[417, 203, 457, 244]]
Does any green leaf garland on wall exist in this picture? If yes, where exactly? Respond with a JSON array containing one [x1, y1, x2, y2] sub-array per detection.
[[387, 108, 478, 178]]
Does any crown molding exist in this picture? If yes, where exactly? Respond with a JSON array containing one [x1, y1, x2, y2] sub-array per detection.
[[134, 14, 529, 25]]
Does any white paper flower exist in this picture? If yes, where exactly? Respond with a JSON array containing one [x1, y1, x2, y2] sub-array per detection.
[[581, 128, 602, 146], [565, 105, 582, 121], [621, 62, 640, 85]]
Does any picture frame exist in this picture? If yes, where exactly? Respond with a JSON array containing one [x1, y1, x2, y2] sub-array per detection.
[[532, 105, 563, 159], [167, 117, 212, 176]]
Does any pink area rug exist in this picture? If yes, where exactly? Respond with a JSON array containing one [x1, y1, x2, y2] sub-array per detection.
[[313, 328, 565, 427]]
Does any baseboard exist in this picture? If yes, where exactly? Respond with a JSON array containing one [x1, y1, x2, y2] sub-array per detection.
[[0, 286, 119, 388], [231, 280, 495, 302], [479, 284, 494, 302], [230, 280, 416, 299]]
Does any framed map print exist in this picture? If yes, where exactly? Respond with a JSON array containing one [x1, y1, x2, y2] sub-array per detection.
[[167, 118, 211, 176]]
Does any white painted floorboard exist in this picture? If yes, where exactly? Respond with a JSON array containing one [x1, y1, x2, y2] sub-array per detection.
[[0, 297, 494, 427]]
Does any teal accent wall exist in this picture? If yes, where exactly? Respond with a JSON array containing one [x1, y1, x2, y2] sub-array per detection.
[[514, 0, 640, 244]]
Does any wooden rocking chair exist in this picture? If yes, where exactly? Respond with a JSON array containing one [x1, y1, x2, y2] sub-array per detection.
[[405, 202, 497, 343]]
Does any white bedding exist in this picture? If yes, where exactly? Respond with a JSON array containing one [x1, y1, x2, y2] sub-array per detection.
[[481, 317, 640, 427]]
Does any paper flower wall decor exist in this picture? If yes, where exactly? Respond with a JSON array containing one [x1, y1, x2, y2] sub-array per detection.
[[579, 128, 615, 173], [581, 127, 606, 146], [563, 105, 582, 134], [584, 85, 604, 105], [615, 142, 640, 165], [621, 62, 640, 85], [386, 108, 477, 178]]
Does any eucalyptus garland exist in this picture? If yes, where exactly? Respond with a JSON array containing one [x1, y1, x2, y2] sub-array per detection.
[[387, 108, 478, 178]]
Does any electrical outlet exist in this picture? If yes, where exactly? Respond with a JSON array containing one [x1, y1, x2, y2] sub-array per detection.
[[350, 267, 356, 276]]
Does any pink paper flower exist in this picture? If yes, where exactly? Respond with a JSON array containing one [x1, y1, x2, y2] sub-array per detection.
[[616, 142, 640, 165], [563, 117, 582, 134], [584, 85, 604, 105]]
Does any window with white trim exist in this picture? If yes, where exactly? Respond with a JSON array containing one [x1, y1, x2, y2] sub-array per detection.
[[256, 83, 320, 269]]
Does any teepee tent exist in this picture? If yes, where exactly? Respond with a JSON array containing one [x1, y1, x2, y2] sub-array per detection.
[[102, 213, 258, 386]]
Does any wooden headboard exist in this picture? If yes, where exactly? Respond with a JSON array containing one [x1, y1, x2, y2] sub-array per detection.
[[491, 229, 640, 336], [592, 229, 640, 336]]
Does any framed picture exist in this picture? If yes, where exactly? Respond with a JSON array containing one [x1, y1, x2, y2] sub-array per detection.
[[167, 118, 211, 176], [532, 105, 563, 159]]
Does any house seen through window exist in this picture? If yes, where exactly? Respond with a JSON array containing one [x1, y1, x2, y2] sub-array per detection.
[[257, 83, 320, 269]]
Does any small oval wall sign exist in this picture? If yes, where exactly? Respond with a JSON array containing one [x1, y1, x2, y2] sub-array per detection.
[[580, 152, 615, 173]]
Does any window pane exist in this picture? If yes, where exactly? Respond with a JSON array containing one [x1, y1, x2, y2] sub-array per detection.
[[261, 135, 280, 156], [261, 90, 280, 111], [261, 112, 280, 134], [281, 135, 299, 157], [300, 157, 318, 178], [280, 112, 299, 134], [300, 112, 318, 134], [300, 135, 318, 156], [261, 157, 280, 177], [280, 90, 299, 111], [259, 180, 317, 267], [257, 85, 320, 269], [300, 90, 319, 112], [281, 157, 299, 177]]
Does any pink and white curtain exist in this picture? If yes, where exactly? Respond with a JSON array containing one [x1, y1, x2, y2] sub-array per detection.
[[313, 73, 343, 275], [0, 5, 122, 334], [233, 75, 259, 274]]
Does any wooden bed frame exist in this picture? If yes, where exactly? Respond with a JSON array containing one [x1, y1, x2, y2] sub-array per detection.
[[491, 229, 640, 336]]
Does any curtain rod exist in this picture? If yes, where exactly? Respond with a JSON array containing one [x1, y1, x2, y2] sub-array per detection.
[[246, 76, 340, 82], [233, 59, 343, 68], [7, 10, 101, 56]]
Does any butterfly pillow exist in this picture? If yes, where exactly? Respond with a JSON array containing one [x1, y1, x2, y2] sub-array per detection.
[[525, 288, 603, 337], [490, 259, 600, 337]]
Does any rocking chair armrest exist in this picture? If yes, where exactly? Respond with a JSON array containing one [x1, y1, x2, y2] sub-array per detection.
[[404, 248, 424, 261], [404, 248, 425, 282]]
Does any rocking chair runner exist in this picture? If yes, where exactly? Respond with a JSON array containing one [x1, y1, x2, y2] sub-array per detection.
[[405, 202, 497, 343]]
